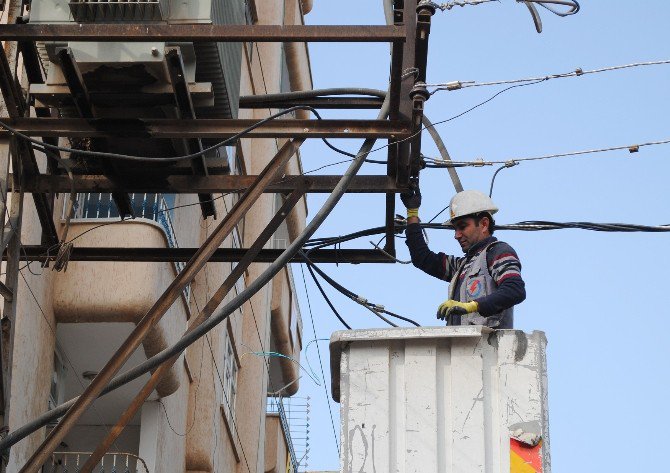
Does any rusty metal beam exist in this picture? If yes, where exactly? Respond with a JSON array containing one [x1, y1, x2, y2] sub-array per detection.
[[80, 187, 307, 472], [11, 246, 395, 264], [0, 24, 406, 43], [58, 47, 135, 219], [0, 117, 409, 140], [30, 83, 214, 109], [384, 1, 408, 255], [18, 139, 305, 472], [18, 36, 60, 173], [18, 174, 404, 194], [0, 282, 12, 303], [395, 0, 418, 186], [0, 44, 59, 246], [165, 48, 216, 219]]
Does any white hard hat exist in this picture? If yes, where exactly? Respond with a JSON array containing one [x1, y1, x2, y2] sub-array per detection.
[[449, 190, 498, 222]]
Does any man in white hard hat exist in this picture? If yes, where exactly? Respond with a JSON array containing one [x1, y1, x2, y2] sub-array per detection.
[[401, 185, 525, 328]]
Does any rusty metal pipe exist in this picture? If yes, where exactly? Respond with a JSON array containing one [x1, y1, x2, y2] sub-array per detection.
[[79, 187, 307, 472], [18, 139, 304, 472]]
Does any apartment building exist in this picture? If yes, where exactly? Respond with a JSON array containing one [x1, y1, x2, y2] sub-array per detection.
[[0, 1, 314, 471]]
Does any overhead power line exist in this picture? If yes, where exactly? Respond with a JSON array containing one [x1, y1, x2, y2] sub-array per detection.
[[427, 59, 670, 92], [431, 0, 579, 15], [303, 221, 670, 257], [425, 138, 670, 167]]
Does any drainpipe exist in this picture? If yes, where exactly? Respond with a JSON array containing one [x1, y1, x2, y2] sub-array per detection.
[[301, 0, 314, 15]]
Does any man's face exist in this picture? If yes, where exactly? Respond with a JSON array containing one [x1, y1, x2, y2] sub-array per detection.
[[453, 216, 489, 252]]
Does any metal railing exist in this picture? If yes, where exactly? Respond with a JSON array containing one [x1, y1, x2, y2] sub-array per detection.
[[267, 397, 302, 473], [45, 451, 149, 473], [66, 192, 190, 301]]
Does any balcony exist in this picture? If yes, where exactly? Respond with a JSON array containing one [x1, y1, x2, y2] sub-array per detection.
[[53, 192, 192, 397]]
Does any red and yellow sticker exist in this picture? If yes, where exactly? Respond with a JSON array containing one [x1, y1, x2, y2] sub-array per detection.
[[510, 438, 543, 473]]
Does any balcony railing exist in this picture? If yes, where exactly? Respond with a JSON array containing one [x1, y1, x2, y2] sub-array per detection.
[[44, 451, 149, 473], [267, 397, 303, 473], [65, 192, 190, 301]]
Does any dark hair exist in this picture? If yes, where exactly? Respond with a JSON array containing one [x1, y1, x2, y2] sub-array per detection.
[[473, 212, 495, 235]]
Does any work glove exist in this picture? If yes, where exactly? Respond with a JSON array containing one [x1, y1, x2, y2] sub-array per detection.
[[400, 178, 421, 218], [436, 300, 478, 321]]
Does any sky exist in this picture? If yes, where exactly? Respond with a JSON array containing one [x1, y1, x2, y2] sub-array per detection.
[[292, 1, 670, 471]]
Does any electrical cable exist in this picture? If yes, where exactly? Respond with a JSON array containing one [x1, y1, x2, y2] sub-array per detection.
[[488, 161, 518, 197], [303, 219, 670, 258], [302, 252, 421, 327], [304, 263, 352, 329], [427, 59, 670, 92], [428, 205, 450, 224], [17, 271, 124, 454], [430, 0, 579, 15], [192, 248, 254, 473], [423, 138, 670, 167], [298, 264, 340, 457], [0, 92, 393, 454], [0, 104, 357, 164], [240, 350, 321, 386], [216, 190, 278, 470]]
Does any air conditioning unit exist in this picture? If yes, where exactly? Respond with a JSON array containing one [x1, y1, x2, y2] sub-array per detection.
[[30, 0, 245, 119], [68, 0, 170, 22]]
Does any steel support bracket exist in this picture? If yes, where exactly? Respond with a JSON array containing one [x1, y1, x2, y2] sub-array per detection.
[[165, 48, 216, 219]]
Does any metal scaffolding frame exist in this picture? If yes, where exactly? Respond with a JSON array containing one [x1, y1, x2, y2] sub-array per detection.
[[0, 0, 435, 469]]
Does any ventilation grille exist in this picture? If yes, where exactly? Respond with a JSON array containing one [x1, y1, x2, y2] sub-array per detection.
[[68, 0, 169, 22]]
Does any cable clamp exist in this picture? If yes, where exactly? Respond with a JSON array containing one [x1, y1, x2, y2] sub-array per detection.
[[628, 145, 640, 153], [445, 80, 463, 91], [372, 304, 386, 311], [575, 67, 584, 76], [505, 160, 519, 168], [355, 297, 368, 305], [472, 158, 486, 167]]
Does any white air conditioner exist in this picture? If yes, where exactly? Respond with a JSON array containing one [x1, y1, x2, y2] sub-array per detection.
[[68, 0, 170, 22]]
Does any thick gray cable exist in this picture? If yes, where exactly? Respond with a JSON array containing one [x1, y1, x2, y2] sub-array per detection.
[[422, 116, 463, 192], [240, 87, 387, 103], [0, 94, 391, 454]]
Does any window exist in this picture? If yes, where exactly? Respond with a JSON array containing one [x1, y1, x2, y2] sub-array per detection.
[[221, 329, 238, 424], [273, 193, 290, 250], [49, 349, 67, 410]]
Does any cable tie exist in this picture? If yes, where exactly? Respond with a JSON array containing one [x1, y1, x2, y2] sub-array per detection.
[[628, 145, 640, 153]]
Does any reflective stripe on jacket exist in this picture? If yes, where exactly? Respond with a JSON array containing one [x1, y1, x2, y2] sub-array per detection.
[[448, 241, 513, 329]]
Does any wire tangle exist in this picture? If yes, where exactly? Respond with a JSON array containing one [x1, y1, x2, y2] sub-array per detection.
[[304, 220, 670, 256], [301, 251, 421, 328], [427, 59, 670, 92]]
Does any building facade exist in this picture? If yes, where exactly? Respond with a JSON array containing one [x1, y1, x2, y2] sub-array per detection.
[[0, 1, 314, 472]]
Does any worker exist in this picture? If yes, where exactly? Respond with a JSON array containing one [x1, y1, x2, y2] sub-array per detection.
[[401, 183, 525, 328]]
